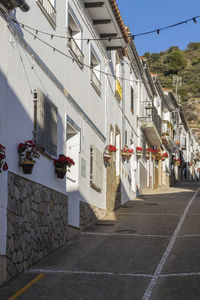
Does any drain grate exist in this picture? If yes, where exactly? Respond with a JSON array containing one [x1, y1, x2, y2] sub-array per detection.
[[144, 203, 159, 206]]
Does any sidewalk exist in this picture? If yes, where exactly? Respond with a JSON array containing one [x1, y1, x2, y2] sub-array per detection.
[[1, 182, 200, 300]]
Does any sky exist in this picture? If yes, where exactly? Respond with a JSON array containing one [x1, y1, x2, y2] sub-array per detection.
[[116, 0, 200, 55]]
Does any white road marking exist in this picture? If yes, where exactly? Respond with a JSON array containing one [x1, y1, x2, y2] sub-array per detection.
[[160, 272, 200, 277], [27, 269, 153, 278], [142, 188, 200, 300], [27, 269, 200, 279], [81, 232, 170, 238], [113, 212, 182, 216], [177, 234, 200, 238]]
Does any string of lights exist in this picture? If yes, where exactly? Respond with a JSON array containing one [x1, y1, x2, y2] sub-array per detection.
[[12, 13, 200, 42], [133, 14, 200, 38], [16, 25, 141, 84]]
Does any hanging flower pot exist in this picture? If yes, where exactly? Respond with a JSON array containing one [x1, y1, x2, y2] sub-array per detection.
[[18, 140, 40, 175], [0, 144, 8, 173], [103, 153, 112, 163], [136, 147, 142, 158], [145, 148, 152, 160], [20, 160, 35, 174], [121, 152, 131, 160], [121, 146, 133, 160], [54, 154, 75, 179], [55, 167, 67, 179], [146, 154, 150, 160]]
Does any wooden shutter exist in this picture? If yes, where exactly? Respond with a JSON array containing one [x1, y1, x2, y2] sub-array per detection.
[[36, 90, 58, 157]]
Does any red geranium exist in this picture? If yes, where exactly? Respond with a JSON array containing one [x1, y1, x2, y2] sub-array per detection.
[[146, 148, 152, 153], [54, 154, 75, 169], [121, 146, 134, 154], [0, 144, 8, 173], [105, 145, 117, 153], [162, 152, 169, 158], [136, 147, 143, 152], [18, 140, 40, 162]]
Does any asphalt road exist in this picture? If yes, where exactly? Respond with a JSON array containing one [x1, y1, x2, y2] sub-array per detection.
[[1, 182, 200, 300]]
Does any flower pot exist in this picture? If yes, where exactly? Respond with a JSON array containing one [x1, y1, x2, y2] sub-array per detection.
[[121, 152, 131, 160], [20, 161, 35, 174], [103, 154, 111, 163], [136, 152, 142, 158], [55, 167, 67, 179], [146, 154, 150, 160]]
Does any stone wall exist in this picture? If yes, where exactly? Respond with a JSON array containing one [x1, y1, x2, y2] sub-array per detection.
[[6, 172, 68, 282], [80, 201, 106, 231]]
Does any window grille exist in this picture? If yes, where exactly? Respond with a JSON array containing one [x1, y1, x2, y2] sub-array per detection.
[[34, 90, 58, 157]]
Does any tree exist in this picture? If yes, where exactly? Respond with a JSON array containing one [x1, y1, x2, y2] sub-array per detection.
[[164, 50, 187, 75]]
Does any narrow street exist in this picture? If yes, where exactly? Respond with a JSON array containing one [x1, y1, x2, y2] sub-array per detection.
[[1, 182, 200, 300]]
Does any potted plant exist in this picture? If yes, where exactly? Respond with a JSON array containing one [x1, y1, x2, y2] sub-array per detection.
[[136, 147, 143, 158], [121, 146, 134, 160], [54, 154, 75, 178], [161, 152, 169, 161], [174, 158, 181, 167], [0, 144, 8, 172], [146, 148, 152, 159], [103, 145, 117, 163], [18, 140, 40, 174], [151, 149, 160, 160]]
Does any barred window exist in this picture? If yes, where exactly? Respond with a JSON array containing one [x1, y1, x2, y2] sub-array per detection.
[[34, 90, 58, 157], [131, 86, 134, 113]]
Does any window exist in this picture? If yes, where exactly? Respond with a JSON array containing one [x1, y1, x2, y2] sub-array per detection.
[[37, 0, 56, 27], [34, 90, 58, 157], [130, 86, 134, 114], [90, 49, 101, 96], [90, 146, 103, 193], [67, 9, 84, 67]]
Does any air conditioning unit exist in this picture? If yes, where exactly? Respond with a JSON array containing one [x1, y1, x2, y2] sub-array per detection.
[[0, 0, 29, 12]]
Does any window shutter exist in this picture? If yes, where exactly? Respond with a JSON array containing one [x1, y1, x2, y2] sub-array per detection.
[[131, 86, 134, 113], [90, 145, 103, 193], [36, 90, 58, 157]]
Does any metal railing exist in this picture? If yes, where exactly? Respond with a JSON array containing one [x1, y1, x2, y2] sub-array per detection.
[[141, 102, 162, 136], [90, 69, 101, 95], [38, 0, 56, 25], [68, 36, 84, 66]]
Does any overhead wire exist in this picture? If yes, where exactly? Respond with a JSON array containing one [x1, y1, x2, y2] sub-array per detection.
[[18, 25, 140, 84]]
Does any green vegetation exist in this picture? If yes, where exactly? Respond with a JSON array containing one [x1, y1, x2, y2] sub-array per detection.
[[143, 42, 200, 127]]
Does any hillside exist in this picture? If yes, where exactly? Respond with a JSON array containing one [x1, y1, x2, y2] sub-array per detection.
[[143, 42, 200, 139]]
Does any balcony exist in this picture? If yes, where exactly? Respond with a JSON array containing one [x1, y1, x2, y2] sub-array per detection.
[[67, 36, 84, 68], [37, 0, 56, 26], [115, 79, 122, 101], [161, 120, 175, 151], [140, 103, 162, 146], [91, 69, 101, 96]]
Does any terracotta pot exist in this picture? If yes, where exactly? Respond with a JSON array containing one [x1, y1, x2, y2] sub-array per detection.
[[136, 152, 142, 158], [20, 161, 35, 174], [55, 167, 67, 179]]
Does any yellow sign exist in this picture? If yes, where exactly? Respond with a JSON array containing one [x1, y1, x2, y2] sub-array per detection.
[[116, 79, 122, 100]]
